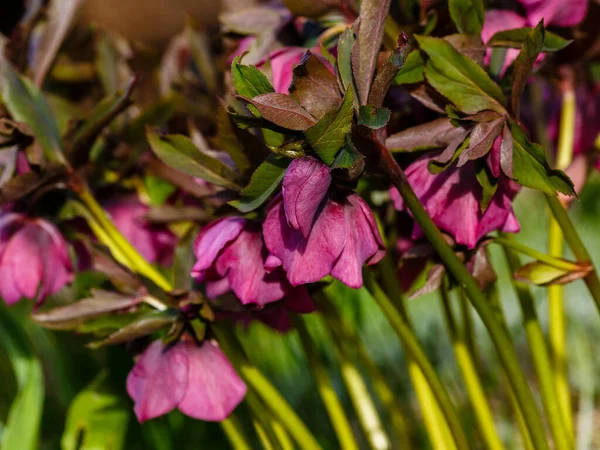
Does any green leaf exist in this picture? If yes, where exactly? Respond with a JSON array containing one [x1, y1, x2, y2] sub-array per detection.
[[305, 87, 355, 164], [487, 27, 572, 52], [515, 260, 591, 286], [368, 42, 410, 107], [416, 35, 506, 114], [241, 93, 317, 131], [511, 21, 544, 119], [88, 310, 176, 348], [449, 0, 484, 35], [393, 51, 425, 84], [352, 0, 392, 104], [147, 129, 242, 191], [144, 175, 177, 206], [331, 136, 365, 180], [231, 55, 275, 98], [0, 304, 44, 450], [337, 28, 356, 91], [229, 154, 291, 213], [428, 135, 470, 174], [509, 121, 574, 196], [386, 118, 468, 152], [0, 60, 65, 162], [62, 372, 129, 450], [289, 53, 342, 119], [358, 105, 391, 129], [32, 290, 141, 330], [474, 160, 498, 211]]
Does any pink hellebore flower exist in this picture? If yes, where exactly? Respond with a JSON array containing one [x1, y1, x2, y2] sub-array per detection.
[[482, 0, 588, 73], [390, 151, 520, 249], [263, 157, 385, 289], [191, 217, 312, 306], [260, 47, 333, 93], [105, 198, 177, 266], [127, 338, 246, 422], [0, 213, 73, 306]]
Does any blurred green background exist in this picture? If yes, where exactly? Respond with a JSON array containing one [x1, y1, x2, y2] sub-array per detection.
[[1, 174, 600, 449]]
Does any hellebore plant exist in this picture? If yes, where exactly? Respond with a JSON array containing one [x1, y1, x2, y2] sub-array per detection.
[[0, 0, 599, 449]]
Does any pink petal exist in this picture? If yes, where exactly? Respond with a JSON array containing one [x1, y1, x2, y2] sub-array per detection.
[[282, 157, 331, 237], [2, 224, 45, 300], [269, 47, 306, 93], [518, 0, 588, 27], [126, 340, 189, 423], [283, 285, 316, 313], [331, 195, 386, 288], [191, 217, 246, 280], [178, 341, 247, 422], [263, 195, 347, 286], [215, 227, 286, 306]]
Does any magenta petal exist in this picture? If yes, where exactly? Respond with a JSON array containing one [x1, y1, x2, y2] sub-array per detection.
[[282, 157, 331, 237], [206, 277, 232, 299], [518, 0, 587, 27], [216, 228, 286, 305], [3, 224, 45, 300], [331, 195, 385, 288], [191, 217, 246, 279], [126, 340, 189, 423], [263, 196, 347, 286], [269, 47, 306, 93], [178, 341, 247, 422]]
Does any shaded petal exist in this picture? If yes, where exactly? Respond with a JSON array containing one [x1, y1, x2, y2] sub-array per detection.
[[2, 224, 45, 300], [178, 341, 247, 421], [191, 217, 246, 279], [282, 157, 331, 237], [216, 227, 286, 305], [126, 340, 189, 423], [283, 285, 316, 313], [263, 195, 346, 286], [331, 195, 386, 288]]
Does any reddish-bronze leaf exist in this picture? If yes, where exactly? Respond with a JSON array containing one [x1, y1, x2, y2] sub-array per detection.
[[243, 93, 317, 130]]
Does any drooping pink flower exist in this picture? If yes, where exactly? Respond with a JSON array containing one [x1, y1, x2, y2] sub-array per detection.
[[482, 0, 588, 73], [0, 213, 73, 306], [191, 217, 311, 306], [518, 0, 588, 28], [127, 338, 246, 422], [263, 157, 385, 288], [390, 153, 520, 249], [105, 198, 177, 266]]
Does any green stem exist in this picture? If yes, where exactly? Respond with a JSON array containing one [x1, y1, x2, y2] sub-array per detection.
[[493, 237, 581, 272], [458, 290, 478, 365], [213, 325, 322, 450], [545, 194, 600, 316], [294, 316, 358, 450], [317, 292, 413, 450], [546, 82, 576, 440], [439, 286, 504, 450], [221, 416, 253, 450], [376, 141, 549, 450], [487, 286, 535, 450], [364, 271, 469, 450], [328, 325, 390, 450], [500, 235, 572, 450]]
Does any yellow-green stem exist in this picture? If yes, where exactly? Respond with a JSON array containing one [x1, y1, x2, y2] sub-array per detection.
[[458, 290, 478, 365], [376, 138, 549, 450], [546, 84, 576, 440], [500, 235, 572, 450], [294, 316, 358, 450], [77, 186, 172, 291], [317, 292, 413, 450], [221, 416, 253, 450], [440, 286, 504, 450], [330, 331, 390, 450], [213, 325, 322, 450], [364, 271, 470, 450]]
